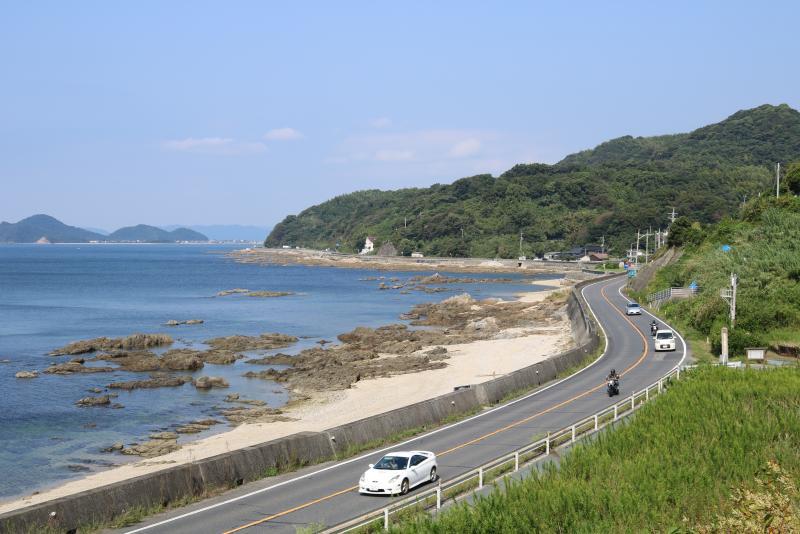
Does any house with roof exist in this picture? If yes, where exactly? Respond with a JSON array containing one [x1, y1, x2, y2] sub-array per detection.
[[360, 236, 376, 255]]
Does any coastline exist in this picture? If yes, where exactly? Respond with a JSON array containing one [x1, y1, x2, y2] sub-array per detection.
[[230, 247, 594, 275], [0, 278, 572, 514]]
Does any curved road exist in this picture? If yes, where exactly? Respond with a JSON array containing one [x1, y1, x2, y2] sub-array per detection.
[[125, 275, 685, 534]]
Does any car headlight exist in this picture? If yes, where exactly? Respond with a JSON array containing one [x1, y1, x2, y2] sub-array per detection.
[[388, 475, 400, 483], [360, 473, 365, 482]]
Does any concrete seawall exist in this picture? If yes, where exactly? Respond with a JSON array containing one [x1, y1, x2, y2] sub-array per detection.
[[0, 275, 616, 533]]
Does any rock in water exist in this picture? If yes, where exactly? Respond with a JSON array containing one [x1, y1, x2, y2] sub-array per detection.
[[193, 376, 229, 389], [75, 395, 111, 407], [15, 370, 39, 379], [149, 431, 178, 440]]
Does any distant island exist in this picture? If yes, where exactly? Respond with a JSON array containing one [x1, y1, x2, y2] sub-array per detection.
[[0, 215, 210, 243]]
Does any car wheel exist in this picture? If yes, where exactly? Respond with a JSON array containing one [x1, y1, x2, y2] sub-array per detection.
[[400, 479, 409, 495], [429, 467, 437, 482]]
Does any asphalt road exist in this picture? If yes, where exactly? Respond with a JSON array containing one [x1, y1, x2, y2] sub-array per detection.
[[124, 275, 685, 534]]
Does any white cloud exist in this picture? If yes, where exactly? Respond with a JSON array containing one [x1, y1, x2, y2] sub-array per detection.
[[448, 138, 481, 158], [374, 149, 415, 161], [331, 129, 493, 165], [264, 127, 303, 140], [368, 117, 392, 129], [324, 127, 551, 184], [162, 137, 266, 155]]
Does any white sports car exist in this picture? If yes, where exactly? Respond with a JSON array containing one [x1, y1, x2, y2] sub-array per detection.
[[359, 451, 438, 495]]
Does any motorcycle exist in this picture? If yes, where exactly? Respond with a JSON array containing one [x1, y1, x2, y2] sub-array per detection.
[[650, 323, 658, 337], [607, 377, 619, 397]]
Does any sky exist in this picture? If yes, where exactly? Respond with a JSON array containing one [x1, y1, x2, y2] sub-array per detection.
[[1, 1, 799, 230]]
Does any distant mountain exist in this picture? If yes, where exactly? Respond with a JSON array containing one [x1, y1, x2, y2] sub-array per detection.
[[0, 216, 208, 243], [81, 226, 110, 235], [162, 224, 271, 241], [267, 104, 800, 257], [0, 215, 105, 243], [107, 224, 208, 242]]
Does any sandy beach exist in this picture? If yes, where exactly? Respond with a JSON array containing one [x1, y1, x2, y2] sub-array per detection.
[[0, 280, 572, 513]]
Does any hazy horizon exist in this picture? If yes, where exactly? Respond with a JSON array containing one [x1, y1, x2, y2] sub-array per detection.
[[2, 1, 799, 229]]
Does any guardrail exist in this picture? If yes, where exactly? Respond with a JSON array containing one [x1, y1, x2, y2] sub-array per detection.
[[323, 365, 685, 533], [647, 287, 698, 309]]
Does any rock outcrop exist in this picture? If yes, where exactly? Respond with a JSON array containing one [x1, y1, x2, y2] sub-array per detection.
[[107, 374, 193, 390], [51, 334, 173, 355], [15, 370, 38, 379], [192, 376, 229, 389], [75, 395, 111, 407], [204, 333, 298, 352]]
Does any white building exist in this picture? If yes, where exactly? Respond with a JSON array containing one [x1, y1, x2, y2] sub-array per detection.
[[411, 251, 424, 258], [360, 236, 375, 255]]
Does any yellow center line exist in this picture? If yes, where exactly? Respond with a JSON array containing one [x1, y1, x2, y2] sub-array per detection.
[[224, 278, 648, 533]]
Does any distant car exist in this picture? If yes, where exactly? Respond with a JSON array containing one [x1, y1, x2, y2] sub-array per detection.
[[359, 451, 438, 495], [625, 302, 642, 315], [654, 330, 676, 351]]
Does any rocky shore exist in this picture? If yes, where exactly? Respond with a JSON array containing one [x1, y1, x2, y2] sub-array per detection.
[[229, 247, 585, 274], [1, 276, 576, 512], [240, 290, 567, 394]]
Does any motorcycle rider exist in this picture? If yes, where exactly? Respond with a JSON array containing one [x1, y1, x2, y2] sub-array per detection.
[[650, 320, 658, 336], [606, 368, 620, 395]]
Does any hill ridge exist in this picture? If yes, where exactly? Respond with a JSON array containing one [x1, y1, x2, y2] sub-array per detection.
[[266, 104, 800, 256]]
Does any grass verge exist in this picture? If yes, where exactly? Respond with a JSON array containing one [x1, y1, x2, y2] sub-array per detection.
[[389, 366, 800, 533]]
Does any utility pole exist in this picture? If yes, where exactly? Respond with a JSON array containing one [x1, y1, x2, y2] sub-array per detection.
[[669, 207, 677, 224], [518, 233, 523, 258], [635, 229, 641, 266], [404, 216, 407, 229], [601, 235, 605, 255], [720, 273, 738, 328], [776, 163, 781, 198]]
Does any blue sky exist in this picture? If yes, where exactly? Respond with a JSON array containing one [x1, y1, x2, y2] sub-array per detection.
[[1, 1, 798, 229]]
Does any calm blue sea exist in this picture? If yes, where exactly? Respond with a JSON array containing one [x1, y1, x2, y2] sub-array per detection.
[[0, 244, 556, 499]]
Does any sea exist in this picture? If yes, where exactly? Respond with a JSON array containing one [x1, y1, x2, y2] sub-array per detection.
[[0, 244, 557, 500]]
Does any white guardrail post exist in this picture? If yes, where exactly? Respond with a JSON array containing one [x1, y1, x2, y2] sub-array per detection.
[[327, 364, 683, 533]]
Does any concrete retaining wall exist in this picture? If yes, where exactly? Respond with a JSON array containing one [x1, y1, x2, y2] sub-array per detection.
[[0, 275, 617, 533]]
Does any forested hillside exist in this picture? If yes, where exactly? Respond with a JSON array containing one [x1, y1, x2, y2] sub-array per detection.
[[636, 194, 800, 358], [266, 104, 800, 257]]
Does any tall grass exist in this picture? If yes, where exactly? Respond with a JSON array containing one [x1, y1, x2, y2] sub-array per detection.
[[391, 367, 800, 533]]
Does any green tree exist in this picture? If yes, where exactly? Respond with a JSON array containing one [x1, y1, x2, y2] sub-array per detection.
[[786, 161, 800, 195]]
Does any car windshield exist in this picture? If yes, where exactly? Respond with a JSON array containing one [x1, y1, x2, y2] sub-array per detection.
[[373, 455, 409, 470], [656, 332, 674, 340], [627, 303, 639, 308]]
